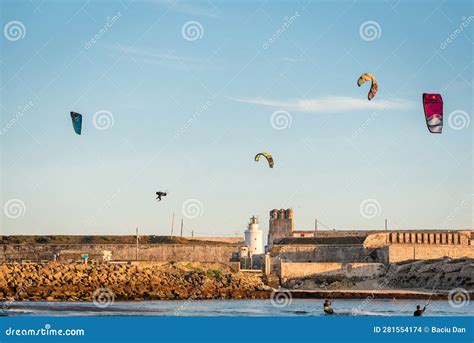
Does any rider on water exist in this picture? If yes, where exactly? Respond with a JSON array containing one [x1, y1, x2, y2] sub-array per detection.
[[413, 305, 426, 316], [323, 300, 334, 314]]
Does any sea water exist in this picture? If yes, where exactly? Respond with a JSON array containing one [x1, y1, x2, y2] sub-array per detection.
[[2, 299, 472, 316]]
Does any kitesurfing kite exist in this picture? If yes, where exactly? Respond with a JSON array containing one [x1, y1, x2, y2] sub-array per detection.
[[357, 73, 378, 101], [70, 111, 82, 135], [422, 93, 443, 134], [255, 152, 274, 168], [155, 191, 168, 202]]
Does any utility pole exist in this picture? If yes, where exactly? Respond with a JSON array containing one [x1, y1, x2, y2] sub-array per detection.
[[315, 219, 318, 232], [191, 229, 194, 237], [171, 212, 175, 237], [180, 218, 183, 237], [384, 218, 388, 231], [135, 227, 139, 261]]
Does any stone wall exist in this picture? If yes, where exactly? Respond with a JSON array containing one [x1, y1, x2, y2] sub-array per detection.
[[386, 231, 471, 245], [0, 244, 238, 264], [388, 244, 474, 263], [271, 244, 388, 264], [184, 237, 244, 244], [280, 262, 384, 280]]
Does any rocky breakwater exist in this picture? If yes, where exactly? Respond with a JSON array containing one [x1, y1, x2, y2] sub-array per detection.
[[385, 257, 473, 290], [0, 262, 271, 302]]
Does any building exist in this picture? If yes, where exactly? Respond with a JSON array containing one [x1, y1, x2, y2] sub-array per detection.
[[267, 208, 315, 247], [267, 209, 294, 246], [245, 216, 263, 255], [239, 216, 265, 270], [266, 208, 474, 278]]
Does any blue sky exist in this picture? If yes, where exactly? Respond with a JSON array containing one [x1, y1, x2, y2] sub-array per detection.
[[1, 0, 472, 239]]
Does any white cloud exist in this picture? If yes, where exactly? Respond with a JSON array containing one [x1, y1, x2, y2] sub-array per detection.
[[229, 96, 415, 113]]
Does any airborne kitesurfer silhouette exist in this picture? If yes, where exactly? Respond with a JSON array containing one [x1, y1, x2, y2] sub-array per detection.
[[155, 191, 167, 202]]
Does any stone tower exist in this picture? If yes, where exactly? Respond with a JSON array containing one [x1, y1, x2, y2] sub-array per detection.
[[267, 208, 294, 247]]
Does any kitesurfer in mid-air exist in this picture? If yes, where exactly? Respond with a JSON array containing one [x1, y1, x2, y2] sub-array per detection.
[[323, 300, 334, 315], [155, 191, 167, 201]]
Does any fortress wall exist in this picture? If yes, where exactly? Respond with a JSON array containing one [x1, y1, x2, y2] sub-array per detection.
[[183, 237, 244, 244], [280, 262, 384, 280], [0, 244, 237, 264], [387, 231, 471, 245], [272, 244, 388, 264], [388, 244, 474, 263]]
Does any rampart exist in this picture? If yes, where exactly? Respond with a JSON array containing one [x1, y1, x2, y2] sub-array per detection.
[[0, 243, 239, 264], [280, 262, 384, 281]]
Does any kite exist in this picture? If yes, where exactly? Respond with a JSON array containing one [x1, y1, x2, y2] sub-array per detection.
[[255, 152, 274, 168], [357, 73, 378, 101], [422, 93, 443, 134], [156, 191, 168, 201], [70, 112, 82, 135]]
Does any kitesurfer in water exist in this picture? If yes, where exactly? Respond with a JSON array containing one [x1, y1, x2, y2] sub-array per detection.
[[323, 300, 334, 315], [413, 305, 427, 316]]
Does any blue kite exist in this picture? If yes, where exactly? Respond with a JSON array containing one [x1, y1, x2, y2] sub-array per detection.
[[70, 111, 82, 135]]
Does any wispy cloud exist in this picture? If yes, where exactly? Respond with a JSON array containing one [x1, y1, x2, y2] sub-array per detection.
[[110, 45, 205, 70], [228, 96, 416, 113], [147, 0, 220, 18]]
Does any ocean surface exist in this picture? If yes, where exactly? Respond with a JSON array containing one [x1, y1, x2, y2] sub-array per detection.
[[2, 299, 472, 316]]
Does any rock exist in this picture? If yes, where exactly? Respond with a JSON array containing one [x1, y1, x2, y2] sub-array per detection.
[[0, 262, 270, 301]]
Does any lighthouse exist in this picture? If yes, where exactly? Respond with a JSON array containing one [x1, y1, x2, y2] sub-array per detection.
[[245, 216, 263, 254]]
